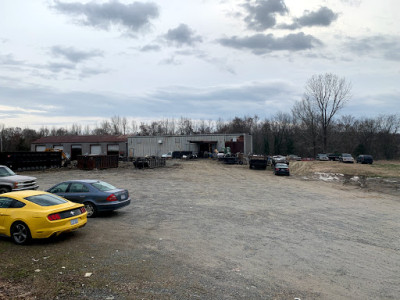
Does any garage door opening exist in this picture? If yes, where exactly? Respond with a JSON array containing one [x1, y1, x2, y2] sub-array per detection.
[[71, 144, 82, 160], [189, 141, 217, 158], [107, 144, 119, 156]]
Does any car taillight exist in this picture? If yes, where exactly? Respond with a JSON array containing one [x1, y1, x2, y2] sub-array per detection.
[[275, 168, 279, 171], [13, 182, 18, 189], [106, 194, 117, 202], [48, 213, 61, 221], [80, 207, 86, 214]]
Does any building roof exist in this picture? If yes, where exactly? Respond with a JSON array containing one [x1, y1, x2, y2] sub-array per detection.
[[32, 135, 129, 144], [130, 133, 249, 138]]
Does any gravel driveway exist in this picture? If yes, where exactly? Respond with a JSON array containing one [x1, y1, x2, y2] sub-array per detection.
[[1, 159, 399, 299]]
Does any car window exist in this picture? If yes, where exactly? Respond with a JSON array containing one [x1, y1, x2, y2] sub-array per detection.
[[25, 194, 68, 206], [91, 181, 116, 192], [69, 183, 89, 193], [276, 164, 287, 167], [48, 182, 70, 193], [0, 197, 14, 208], [0, 166, 16, 177], [11, 200, 26, 208]]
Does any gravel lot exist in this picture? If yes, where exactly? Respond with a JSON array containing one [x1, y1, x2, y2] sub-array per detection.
[[1, 159, 399, 299]]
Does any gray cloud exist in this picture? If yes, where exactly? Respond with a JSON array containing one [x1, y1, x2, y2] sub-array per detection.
[[243, 0, 288, 31], [0, 53, 25, 66], [279, 7, 338, 30], [78, 67, 109, 79], [168, 49, 236, 74], [47, 62, 76, 73], [164, 24, 203, 47], [218, 32, 322, 54], [343, 91, 400, 117], [51, 0, 159, 33], [140, 44, 161, 52], [344, 35, 400, 61], [51, 46, 103, 63], [297, 7, 338, 27], [1, 78, 397, 126], [0, 80, 299, 122]]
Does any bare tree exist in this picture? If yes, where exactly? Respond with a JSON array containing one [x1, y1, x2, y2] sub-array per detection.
[[131, 120, 138, 134], [178, 117, 194, 135], [0, 123, 4, 152], [304, 73, 352, 152], [70, 123, 82, 135], [92, 120, 112, 135], [39, 126, 50, 137], [292, 96, 320, 156], [269, 112, 293, 155], [111, 115, 122, 135], [83, 125, 91, 135]]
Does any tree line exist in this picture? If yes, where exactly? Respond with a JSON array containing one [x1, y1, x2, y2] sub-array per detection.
[[1, 73, 399, 159], [1, 113, 398, 160]]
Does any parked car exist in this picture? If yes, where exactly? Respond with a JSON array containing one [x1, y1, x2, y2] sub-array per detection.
[[356, 154, 373, 164], [327, 153, 341, 161], [316, 154, 329, 161], [0, 190, 87, 245], [47, 180, 131, 218], [162, 152, 172, 158], [288, 154, 301, 161], [274, 163, 290, 176], [272, 155, 288, 166], [339, 153, 354, 163], [0, 165, 39, 194]]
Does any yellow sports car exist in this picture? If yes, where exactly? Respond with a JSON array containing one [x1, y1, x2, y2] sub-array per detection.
[[0, 190, 87, 245]]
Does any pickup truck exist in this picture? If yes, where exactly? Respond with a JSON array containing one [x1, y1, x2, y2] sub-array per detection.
[[0, 165, 39, 194]]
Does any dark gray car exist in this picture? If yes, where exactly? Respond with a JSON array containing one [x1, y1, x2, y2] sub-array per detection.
[[47, 180, 131, 217]]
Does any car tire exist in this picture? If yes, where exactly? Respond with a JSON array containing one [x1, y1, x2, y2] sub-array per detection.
[[0, 187, 10, 194], [84, 202, 97, 218], [11, 222, 32, 245]]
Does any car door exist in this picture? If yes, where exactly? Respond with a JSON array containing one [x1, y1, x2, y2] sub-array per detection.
[[0, 197, 14, 234], [48, 182, 70, 198], [63, 182, 90, 204]]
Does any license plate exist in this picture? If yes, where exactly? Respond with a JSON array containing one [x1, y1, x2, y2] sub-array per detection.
[[70, 218, 78, 225], [121, 194, 126, 200]]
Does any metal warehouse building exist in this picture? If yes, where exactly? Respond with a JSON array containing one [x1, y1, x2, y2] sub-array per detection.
[[31, 135, 128, 160], [128, 133, 252, 157]]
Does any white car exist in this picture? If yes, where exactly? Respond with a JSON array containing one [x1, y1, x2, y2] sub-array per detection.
[[316, 154, 329, 161], [340, 153, 354, 163], [162, 152, 172, 158]]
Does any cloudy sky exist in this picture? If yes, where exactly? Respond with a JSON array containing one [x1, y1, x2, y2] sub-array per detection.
[[1, 0, 399, 129]]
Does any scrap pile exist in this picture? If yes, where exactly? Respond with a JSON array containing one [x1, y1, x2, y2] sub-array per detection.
[[133, 156, 166, 169]]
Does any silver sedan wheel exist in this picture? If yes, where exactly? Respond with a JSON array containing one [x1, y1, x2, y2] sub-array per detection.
[[84, 202, 96, 218]]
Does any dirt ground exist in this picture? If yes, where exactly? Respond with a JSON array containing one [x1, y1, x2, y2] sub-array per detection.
[[1, 159, 399, 299]]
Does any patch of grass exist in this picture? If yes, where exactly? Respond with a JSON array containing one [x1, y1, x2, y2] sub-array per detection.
[[291, 160, 400, 178], [371, 163, 400, 170]]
